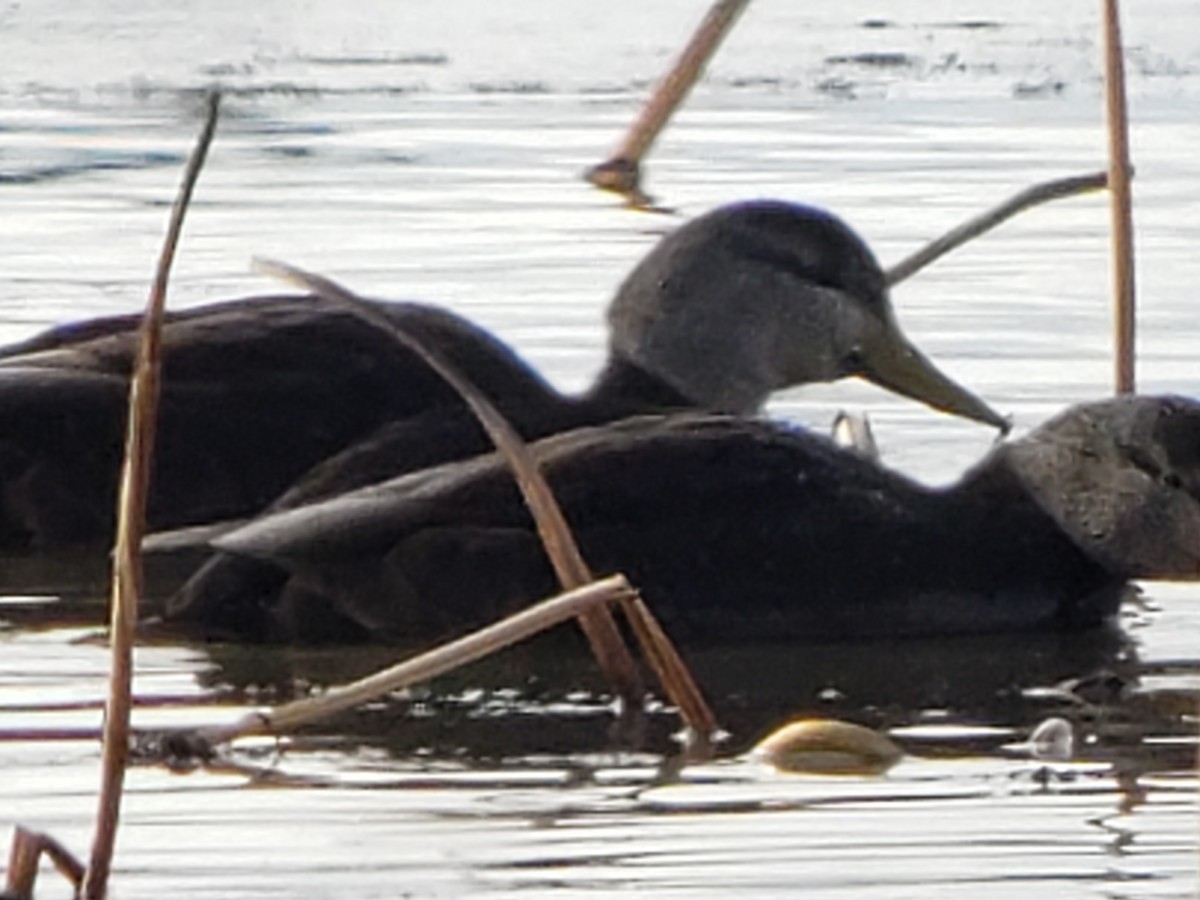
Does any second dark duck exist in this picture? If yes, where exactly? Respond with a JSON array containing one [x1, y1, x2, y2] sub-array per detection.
[[167, 394, 1200, 644]]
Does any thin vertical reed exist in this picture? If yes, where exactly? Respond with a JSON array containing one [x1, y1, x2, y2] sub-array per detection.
[[80, 92, 220, 900], [1103, 0, 1136, 393], [585, 0, 751, 204]]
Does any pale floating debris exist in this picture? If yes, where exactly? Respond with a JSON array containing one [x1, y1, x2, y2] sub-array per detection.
[[751, 718, 902, 776], [831, 410, 880, 461], [1001, 716, 1075, 761]]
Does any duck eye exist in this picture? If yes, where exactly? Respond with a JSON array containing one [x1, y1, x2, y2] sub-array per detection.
[[842, 348, 865, 373], [1164, 472, 1182, 489]]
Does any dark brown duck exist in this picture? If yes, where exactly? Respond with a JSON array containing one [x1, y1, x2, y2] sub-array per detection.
[[0, 199, 1002, 549], [170, 395, 1200, 643]]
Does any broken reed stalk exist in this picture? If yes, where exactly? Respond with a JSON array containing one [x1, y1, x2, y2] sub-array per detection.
[[194, 576, 636, 745], [257, 260, 718, 745], [80, 91, 220, 900], [617, 594, 718, 752], [5, 828, 86, 899], [584, 0, 751, 207], [884, 171, 1109, 286], [1102, 0, 1136, 393], [252, 257, 645, 712], [253, 263, 719, 745], [4, 829, 39, 900]]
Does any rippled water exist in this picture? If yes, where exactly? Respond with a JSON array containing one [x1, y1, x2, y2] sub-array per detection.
[[2, 1, 1199, 897]]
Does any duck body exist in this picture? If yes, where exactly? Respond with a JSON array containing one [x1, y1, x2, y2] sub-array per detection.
[[173, 395, 1200, 644], [0, 295, 564, 547]]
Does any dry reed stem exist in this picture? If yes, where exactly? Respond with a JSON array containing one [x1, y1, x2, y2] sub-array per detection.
[[4, 828, 86, 899], [255, 259, 717, 748], [252, 258, 647, 710], [1102, 0, 1136, 393], [618, 594, 719, 755], [80, 91, 220, 900], [884, 171, 1109, 286], [584, 0, 751, 207], [3, 827, 40, 900], [193, 575, 637, 745]]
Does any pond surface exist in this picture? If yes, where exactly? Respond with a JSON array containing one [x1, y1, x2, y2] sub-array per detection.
[[2, 1, 1199, 896]]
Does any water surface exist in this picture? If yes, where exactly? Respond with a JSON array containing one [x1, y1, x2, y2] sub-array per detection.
[[2, 1, 1199, 896]]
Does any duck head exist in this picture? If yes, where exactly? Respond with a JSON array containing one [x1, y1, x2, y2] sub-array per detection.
[[1001, 394, 1200, 580], [607, 200, 1007, 429]]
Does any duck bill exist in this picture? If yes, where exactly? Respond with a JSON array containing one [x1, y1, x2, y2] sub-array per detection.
[[857, 329, 1009, 432]]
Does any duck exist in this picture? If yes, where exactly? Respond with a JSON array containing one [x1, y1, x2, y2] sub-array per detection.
[[0, 199, 1003, 550], [0, 294, 552, 547], [165, 394, 1200, 643]]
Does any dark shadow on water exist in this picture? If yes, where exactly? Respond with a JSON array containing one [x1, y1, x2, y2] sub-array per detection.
[[0, 552, 1189, 774], [194, 623, 1164, 767]]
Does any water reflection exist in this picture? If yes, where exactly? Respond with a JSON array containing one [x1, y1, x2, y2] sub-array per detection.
[[1, 548, 1193, 782], [142, 606, 1182, 787]]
